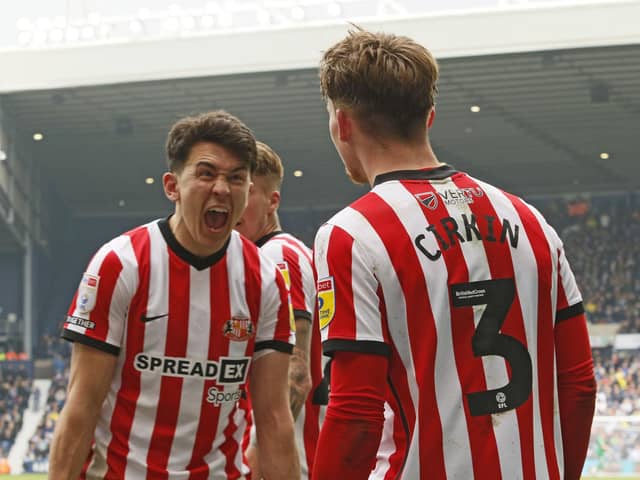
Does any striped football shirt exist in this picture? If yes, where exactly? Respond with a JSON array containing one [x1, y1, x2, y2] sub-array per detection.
[[314, 165, 584, 480], [63, 218, 293, 480]]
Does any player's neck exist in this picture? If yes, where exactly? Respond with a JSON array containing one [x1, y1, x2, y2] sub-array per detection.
[[253, 213, 282, 243], [361, 140, 442, 186]]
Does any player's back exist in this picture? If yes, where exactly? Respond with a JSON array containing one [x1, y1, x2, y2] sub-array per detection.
[[315, 165, 581, 479]]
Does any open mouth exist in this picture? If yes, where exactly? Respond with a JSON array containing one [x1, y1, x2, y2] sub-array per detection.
[[204, 208, 229, 231]]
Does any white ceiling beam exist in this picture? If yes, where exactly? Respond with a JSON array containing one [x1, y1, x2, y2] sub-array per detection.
[[1, 1, 639, 93]]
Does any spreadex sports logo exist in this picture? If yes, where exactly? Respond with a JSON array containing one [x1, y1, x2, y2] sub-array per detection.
[[415, 187, 484, 210], [206, 387, 243, 406], [134, 353, 250, 384]]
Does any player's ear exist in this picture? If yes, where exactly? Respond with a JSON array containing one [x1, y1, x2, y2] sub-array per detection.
[[268, 190, 280, 214], [163, 171, 179, 202], [336, 108, 352, 142], [427, 107, 436, 129]]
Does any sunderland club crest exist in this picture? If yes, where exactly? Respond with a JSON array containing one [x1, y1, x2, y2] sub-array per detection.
[[223, 316, 255, 341]]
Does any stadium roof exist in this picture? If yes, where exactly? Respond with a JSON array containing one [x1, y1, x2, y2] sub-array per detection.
[[0, 1, 638, 223]]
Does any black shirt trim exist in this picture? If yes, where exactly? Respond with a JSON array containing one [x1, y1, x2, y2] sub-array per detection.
[[158, 217, 229, 271], [255, 231, 284, 248], [556, 302, 585, 323], [293, 309, 313, 322], [322, 339, 391, 357], [61, 329, 120, 356], [255, 340, 294, 354], [373, 164, 458, 186]]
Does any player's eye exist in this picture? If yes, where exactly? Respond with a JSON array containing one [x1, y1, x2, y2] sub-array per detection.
[[197, 168, 215, 178], [229, 173, 246, 184]]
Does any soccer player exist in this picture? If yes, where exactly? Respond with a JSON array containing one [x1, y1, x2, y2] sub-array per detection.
[[312, 28, 596, 480], [235, 141, 325, 479], [49, 111, 300, 480]]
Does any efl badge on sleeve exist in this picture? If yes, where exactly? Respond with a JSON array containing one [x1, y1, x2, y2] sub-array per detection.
[[277, 261, 291, 289], [223, 316, 255, 342], [77, 273, 100, 314], [317, 277, 335, 329]]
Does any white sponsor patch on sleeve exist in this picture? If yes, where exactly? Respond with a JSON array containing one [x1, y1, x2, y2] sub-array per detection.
[[77, 273, 100, 314]]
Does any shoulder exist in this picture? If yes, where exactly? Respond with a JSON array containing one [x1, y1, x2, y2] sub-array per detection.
[[265, 233, 312, 262], [474, 178, 564, 247]]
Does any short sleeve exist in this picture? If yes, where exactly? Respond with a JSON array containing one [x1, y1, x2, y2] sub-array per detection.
[[253, 255, 295, 356], [62, 240, 134, 356], [314, 223, 390, 357], [555, 243, 584, 323], [262, 241, 315, 322]]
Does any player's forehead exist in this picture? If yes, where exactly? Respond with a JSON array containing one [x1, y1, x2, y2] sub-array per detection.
[[185, 141, 249, 173]]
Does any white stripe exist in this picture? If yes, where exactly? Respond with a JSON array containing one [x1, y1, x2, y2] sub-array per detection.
[[370, 402, 397, 479], [375, 181, 474, 479], [123, 222, 169, 478], [167, 266, 211, 472]]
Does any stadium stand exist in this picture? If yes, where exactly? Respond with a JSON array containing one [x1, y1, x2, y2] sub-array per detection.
[[0, 363, 32, 470]]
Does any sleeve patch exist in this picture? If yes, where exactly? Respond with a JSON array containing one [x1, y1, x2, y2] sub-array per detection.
[[317, 277, 335, 329], [76, 273, 100, 313]]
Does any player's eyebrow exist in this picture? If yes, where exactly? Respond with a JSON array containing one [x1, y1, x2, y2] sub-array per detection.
[[195, 161, 248, 173]]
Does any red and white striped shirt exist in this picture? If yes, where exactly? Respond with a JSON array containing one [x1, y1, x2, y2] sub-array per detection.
[[255, 231, 325, 479], [62, 218, 293, 480], [314, 165, 584, 479]]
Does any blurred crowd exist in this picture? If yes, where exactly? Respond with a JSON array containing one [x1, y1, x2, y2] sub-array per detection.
[[22, 367, 68, 474], [594, 349, 640, 416], [533, 192, 640, 332], [0, 365, 32, 470]]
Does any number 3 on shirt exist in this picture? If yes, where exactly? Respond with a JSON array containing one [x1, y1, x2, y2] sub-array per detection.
[[451, 278, 533, 416]]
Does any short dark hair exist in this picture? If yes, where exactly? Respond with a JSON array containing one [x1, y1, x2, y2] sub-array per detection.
[[166, 110, 257, 173], [320, 27, 439, 140]]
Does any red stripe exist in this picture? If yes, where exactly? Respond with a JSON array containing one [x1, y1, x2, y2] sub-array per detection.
[[325, 226, 357, 341], [351, 192, 444, 479], [221, 410, 242, 479], [393, 181, 500, 480], [452, 175, 536, 480], [66, 291, 79, 317], [146, 249, 191, 478], [104, 228, 150, 479], [187, 256, 232, 479], [303, 403, 320, 473], [90, 251, 123, 342], [282, 245, 306, 312], [507, 193, 560, 479]]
